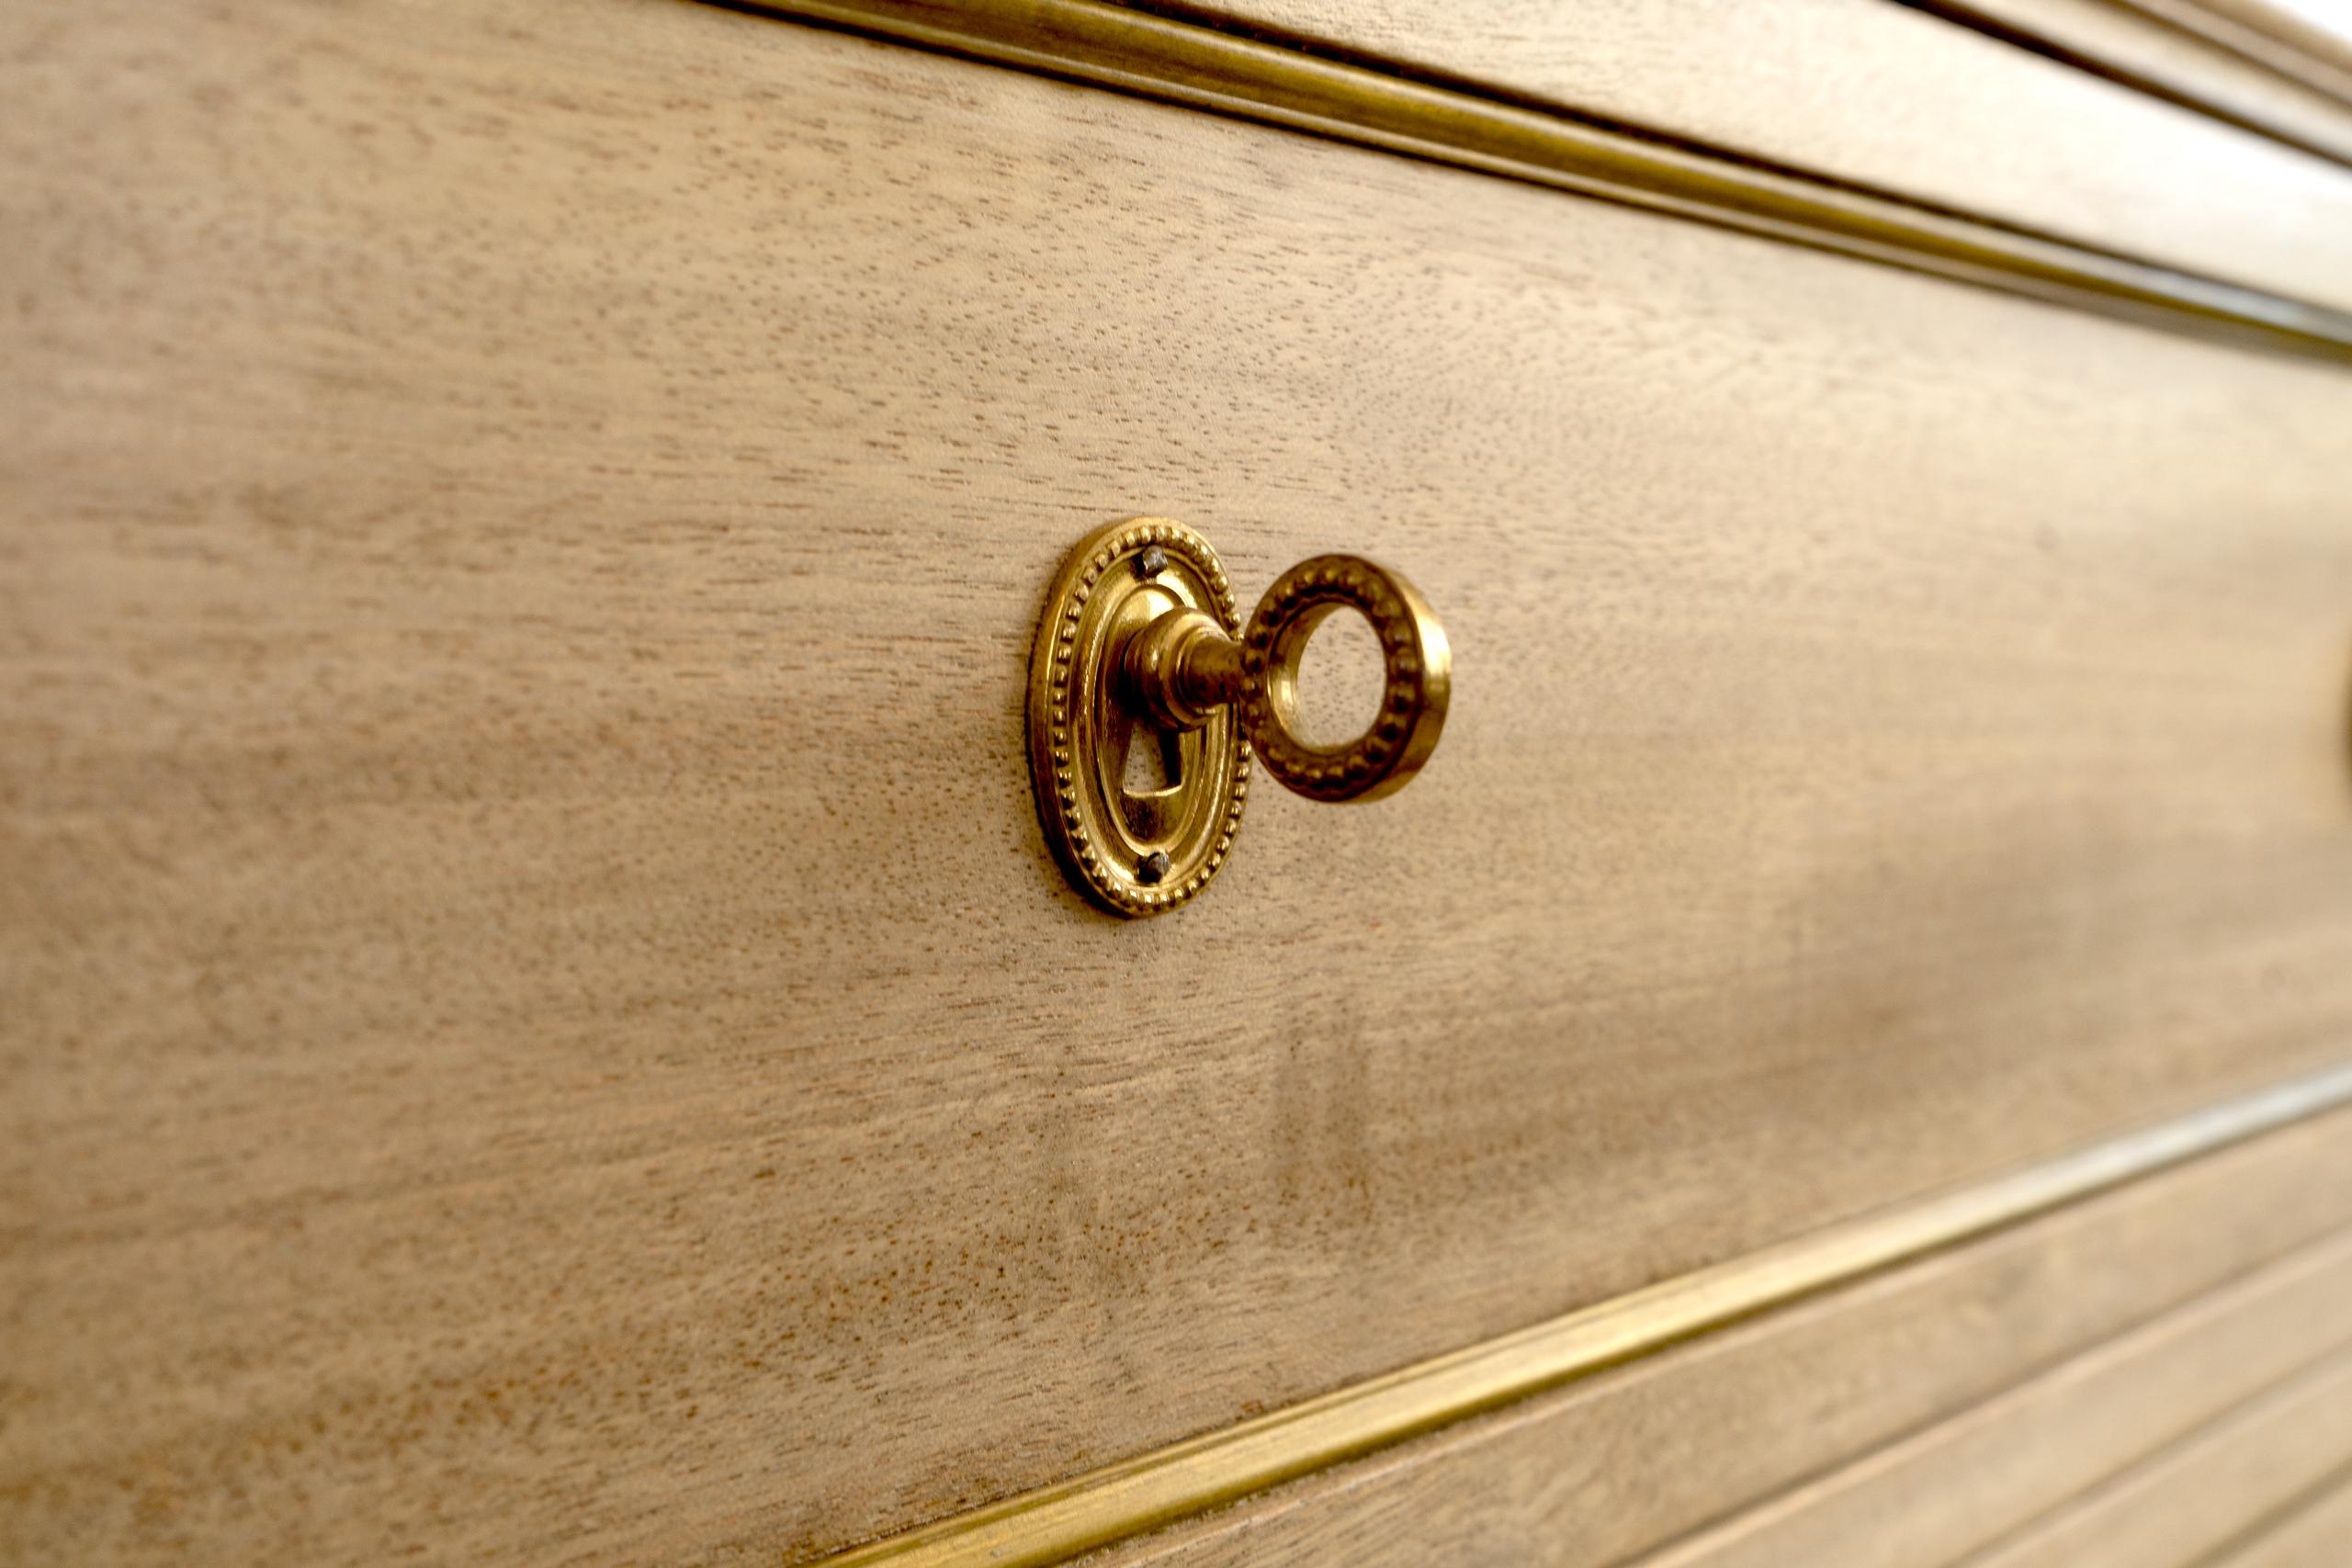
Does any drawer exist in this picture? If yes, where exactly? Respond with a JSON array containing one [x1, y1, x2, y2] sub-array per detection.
[[1960, 1348, 2352, 1568], [1114, 0, 2352, 305], [1640, 1232, 2352, 1568], [1094, 1100, 2352, 1567], [7, 1, 2352, 1564]]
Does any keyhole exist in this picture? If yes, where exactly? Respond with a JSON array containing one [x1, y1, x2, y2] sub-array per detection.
[[1122, 723, 1185, 796]]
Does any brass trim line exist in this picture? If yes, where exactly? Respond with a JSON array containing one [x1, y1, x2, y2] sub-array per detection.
[[720, 0, 2352, 365], [816, 1060, 2352, 1566]]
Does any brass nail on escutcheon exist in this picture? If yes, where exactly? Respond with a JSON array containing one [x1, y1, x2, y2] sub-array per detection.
[[1027, 517, 1451, 917]]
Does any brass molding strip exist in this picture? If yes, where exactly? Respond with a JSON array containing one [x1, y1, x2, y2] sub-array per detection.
[[720, 0, 2352, 365], [815, 1061, 2352, 1567]]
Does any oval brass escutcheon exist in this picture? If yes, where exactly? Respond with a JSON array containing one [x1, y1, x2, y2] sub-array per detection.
[[1027, 518, 1251, 917]]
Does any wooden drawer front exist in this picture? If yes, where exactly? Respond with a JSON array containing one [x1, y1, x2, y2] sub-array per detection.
[[1117, 0, 2352, 307], [1098, 1102, 2352, 1567], [8, 2, 2352, 1565], [1641, 1231, 2352, 1568], [1962, 1349, 2352, 1568]]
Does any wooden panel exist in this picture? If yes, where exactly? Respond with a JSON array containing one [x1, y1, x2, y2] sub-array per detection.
[[1140, 0, 2352, 306], [756, 0, 2352, 362], [1097, 1103, 2352, 1568], [1964, 1348, 2352, 1567], [1906, 0, 2352, 166], [2216, 1472, 2352, 1567], [10, 2, 2352, 1565], [2126, 0, 2352, 95], [1623, 1229, 2352, 1568]]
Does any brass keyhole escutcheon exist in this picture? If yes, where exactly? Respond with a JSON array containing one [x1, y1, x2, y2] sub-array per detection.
[[1027, 517, 1451, 917]]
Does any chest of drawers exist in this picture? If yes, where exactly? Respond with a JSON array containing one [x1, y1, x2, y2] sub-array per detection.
[[8, 2, 2352, 1563]]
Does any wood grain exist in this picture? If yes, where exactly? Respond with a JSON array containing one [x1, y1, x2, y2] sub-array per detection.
[[1960, 1347, 2352, 1568], [1137, 0, 2352, 306], [1623, 1229, 2352, 1568], [1095, 1101, 2352, 1568], [833, 1071, 2352, 1568], [748, 0, 2352, 364], [8, 2, 2352, 1564]]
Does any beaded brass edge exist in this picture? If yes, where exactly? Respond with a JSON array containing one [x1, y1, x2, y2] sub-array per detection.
[[718, 0, 2352, 365], [1029, 517, 1250, 917], [813, 1061, 2352, 1566], [1239, 555, 1449, 804]]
